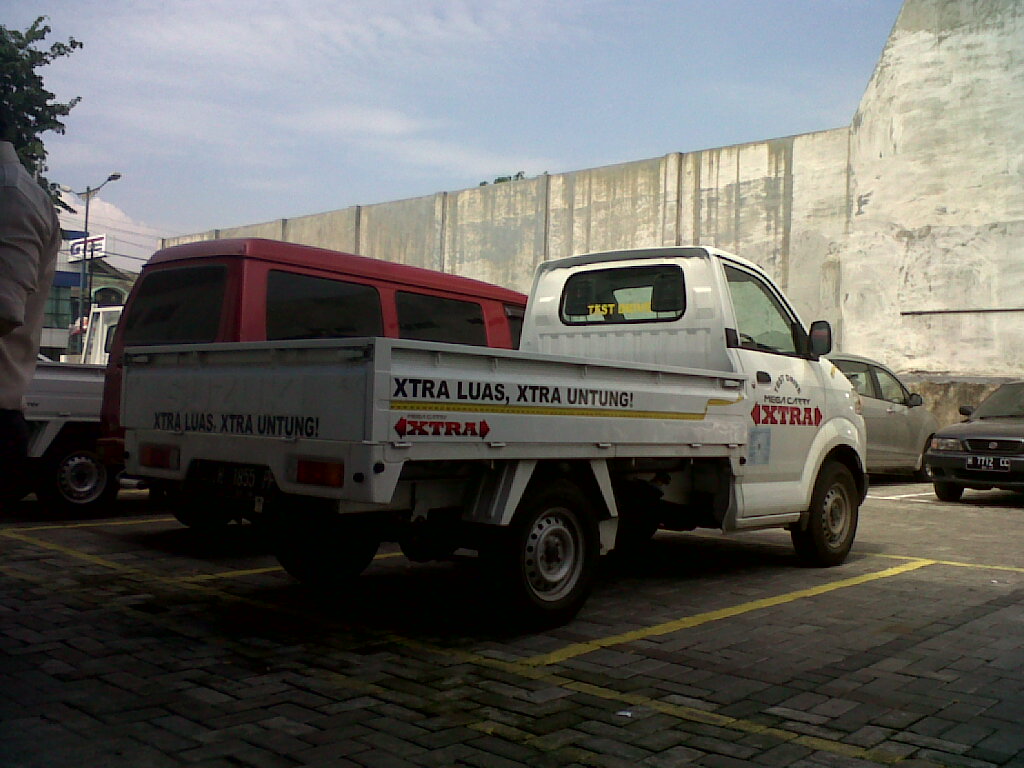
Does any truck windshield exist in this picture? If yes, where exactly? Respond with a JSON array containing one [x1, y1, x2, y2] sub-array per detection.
[[122, 265, 226, 345], [560, 265, 685, 325]]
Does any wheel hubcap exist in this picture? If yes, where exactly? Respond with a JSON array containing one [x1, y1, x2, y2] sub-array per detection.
[[821, 483, 850, 549], [523, 508, 582, 602], [58, 454, 106, 503]]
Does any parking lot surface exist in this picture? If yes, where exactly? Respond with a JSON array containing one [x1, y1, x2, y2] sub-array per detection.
[[2, 481, 1023, 768]]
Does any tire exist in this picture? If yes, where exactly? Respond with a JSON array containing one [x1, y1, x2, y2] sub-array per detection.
[[170, 502, 237, 531], [933, 482, 964, 502], [35, 444, 118, 514], [489, 478, 600, 627], [613, 509, 660, 554], [913, 438, 934, 482], [149, 485, 237, 531], [271, 503, 380, 588], [791, 461, 859, 567]]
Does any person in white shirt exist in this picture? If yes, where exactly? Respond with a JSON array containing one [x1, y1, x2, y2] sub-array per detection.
[[0, 132, 61, 506]]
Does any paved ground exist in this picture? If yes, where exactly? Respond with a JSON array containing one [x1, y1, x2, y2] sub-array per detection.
[[2, 480, 1023, 768]]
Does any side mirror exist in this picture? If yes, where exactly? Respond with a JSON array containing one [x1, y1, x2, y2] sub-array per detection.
[[808, 320, 832, 357], [959, 405, 975, 417], [908, 393, 924, 407]]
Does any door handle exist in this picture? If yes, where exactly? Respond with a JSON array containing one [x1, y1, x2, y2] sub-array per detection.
[[756, 371, 772, 384]]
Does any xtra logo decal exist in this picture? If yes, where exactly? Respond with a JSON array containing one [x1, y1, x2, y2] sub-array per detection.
[[394, 417, 491, 439], [751, 404, 822, 426]]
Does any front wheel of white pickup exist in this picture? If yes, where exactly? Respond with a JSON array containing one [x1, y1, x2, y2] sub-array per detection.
[[495, 479, 599, 627], [792, 461, 858, 567]]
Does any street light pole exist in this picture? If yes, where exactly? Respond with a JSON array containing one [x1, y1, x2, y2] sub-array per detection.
[[73, 172, 122, 324]]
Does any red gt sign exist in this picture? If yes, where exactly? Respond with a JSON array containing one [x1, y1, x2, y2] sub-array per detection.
[[751, 404, 822, 426], [394, 417, 491, 438]]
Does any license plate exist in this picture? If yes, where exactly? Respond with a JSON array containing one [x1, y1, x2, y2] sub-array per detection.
[[191, 462, 278, 497], [965, 455, 1011, 471]]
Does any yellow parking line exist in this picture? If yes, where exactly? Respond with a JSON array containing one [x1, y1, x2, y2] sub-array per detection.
[[176, 552, 404, 582], [1, 516, 176, 533], [874, 553, 1024, 574], [520, 560, 935, 666]]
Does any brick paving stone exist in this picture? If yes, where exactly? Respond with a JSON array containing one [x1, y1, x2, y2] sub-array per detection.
[[750, 742, 817, 766], [633, 728, 691, 752], [683, 735, 760, 761], [914, 750, 1001, 768]]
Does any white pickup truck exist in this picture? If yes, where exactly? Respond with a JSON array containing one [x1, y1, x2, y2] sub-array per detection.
[[122, 247, 866, 625], [16, 306, 124, 512], [22, 360, 118, 512]]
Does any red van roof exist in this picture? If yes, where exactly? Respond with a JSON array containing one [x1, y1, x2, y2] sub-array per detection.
[[146, 238, 527, 304]]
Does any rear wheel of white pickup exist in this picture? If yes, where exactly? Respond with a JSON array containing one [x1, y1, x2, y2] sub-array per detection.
[[491, 479, 599, 627], [272, 505, 380, 588], [36, 441, 118, 514], [792, 461, 858, 567]]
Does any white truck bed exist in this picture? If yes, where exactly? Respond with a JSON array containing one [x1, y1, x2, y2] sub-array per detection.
[[123, 337, 750, 502]]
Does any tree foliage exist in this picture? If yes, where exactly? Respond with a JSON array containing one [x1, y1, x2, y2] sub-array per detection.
[[0, 16, 82, 206]]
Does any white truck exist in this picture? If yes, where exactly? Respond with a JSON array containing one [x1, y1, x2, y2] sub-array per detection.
[[61, 305, 123, 365], [16, 306, 124, 512], [122, 247, 866, 625]]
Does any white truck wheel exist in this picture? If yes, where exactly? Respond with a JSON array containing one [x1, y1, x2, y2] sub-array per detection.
[[272, 506, 380, 588], [493, 479, 599, 626], [36, 445, 117, 514], [791, 461, 858, 567]]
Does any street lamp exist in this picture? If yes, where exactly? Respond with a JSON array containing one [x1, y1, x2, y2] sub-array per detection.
[[66, 172, 122, 323]]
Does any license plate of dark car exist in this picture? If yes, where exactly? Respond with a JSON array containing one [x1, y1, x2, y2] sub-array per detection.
[[966, 455, 1011, 471]]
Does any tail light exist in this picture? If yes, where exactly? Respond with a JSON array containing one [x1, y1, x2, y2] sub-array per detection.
[[139, 444, 180, 470], [295, 458, 345, 488]]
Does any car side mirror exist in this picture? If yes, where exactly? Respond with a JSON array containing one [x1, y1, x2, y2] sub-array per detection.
[[908, 393, 924, 407], [808, 320, 832, 357], [959, 405, 975, 417]]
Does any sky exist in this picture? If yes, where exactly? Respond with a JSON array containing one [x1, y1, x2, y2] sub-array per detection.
[[9, 0, 906, 268]]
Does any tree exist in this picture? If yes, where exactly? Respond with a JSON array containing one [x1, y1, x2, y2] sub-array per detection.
[[0, 16, 82, 207]]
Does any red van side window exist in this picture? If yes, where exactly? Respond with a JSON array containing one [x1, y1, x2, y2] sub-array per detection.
[[396, 291, 487, 346], [266, 270, 383, 340]]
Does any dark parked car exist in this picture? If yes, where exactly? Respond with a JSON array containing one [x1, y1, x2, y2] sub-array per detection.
[[925, 381, 1024, 501], [828, 353, 938, 477]]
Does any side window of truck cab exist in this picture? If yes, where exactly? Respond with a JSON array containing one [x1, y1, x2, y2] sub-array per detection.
[[723, 265, 799, 355]]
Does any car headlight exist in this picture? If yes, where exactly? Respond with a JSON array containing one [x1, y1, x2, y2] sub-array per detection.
[[930, 437, 963, 451]]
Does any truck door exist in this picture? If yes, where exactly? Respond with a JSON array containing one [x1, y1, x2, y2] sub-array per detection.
[[722, 264, 827, 515]]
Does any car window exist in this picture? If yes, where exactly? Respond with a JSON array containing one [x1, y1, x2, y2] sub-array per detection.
[[560, 265, 685, 325], [723, 266, 798, 355], [396, 292, 487, 345], [973, 382, 1024, 418], [833, 359, 874, 398], [874, 367, 909, 405], [123, 266, 226, 345], [266, 271, 383, 340]]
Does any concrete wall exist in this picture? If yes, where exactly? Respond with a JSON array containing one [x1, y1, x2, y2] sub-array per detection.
[[165, 0, 1023, 398]]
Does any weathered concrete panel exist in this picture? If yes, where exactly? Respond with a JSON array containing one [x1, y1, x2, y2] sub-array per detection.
[[359, 194, 443, 272], [444, 178, 548, 292], [217, 219, 286, 241], [284, 208, 359, 253]]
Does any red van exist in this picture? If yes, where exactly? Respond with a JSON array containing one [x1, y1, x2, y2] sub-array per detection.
[[99, 238, 528, 514]]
